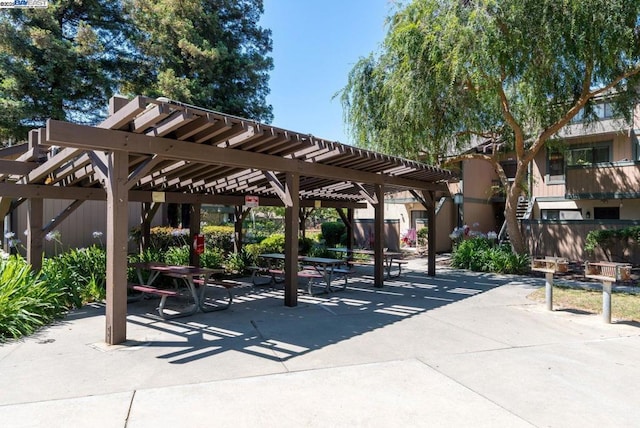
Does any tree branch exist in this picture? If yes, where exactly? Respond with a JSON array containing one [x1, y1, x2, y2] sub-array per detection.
[[497, 69, 525, 159], [530, 61, 640, 161]]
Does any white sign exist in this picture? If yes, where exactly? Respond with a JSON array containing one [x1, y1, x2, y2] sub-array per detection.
[[0, 0, 48, 8], [152, 192, 166, 203], [245, 195, 259, 208]]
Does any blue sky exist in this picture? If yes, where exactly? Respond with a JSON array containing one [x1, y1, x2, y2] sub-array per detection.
[[260, 0, 393, 145]]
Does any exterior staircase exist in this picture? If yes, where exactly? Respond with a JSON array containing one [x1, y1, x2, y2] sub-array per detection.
[[498, 196, 533, 244]]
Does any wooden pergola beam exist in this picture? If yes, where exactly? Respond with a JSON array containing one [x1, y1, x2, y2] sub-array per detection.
[[0, 183, 366, 208], [45, 120, 447, 192]]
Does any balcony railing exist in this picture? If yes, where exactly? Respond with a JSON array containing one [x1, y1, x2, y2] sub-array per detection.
[[565, 162, 640, 198]]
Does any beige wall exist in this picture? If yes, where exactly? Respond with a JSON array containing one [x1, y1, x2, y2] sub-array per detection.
[[458, 159, 501, 234]]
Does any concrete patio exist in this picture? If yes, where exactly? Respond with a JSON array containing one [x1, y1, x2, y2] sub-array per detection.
[[1, 258, 639, 427]]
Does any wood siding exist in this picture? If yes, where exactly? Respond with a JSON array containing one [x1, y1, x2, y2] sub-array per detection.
[[531, 131, 635, 199], [523, 220, 640, 264], [566, 163, 640, 197], [13, 201, 161, 256]]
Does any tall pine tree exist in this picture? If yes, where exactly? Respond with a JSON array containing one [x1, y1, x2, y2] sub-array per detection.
[[125, 0, 273, 122], [0, 1, 139, 142]]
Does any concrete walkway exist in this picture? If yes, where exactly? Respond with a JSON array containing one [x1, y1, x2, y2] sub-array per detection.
[[1, 258, 639, 427]]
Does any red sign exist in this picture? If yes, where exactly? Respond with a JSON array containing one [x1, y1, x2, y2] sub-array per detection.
[[193, 234, 205, 255], [245, 195, 259, 207]]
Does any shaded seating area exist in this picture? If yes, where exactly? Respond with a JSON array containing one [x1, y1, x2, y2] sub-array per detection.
[[0, 95, 454, 344]]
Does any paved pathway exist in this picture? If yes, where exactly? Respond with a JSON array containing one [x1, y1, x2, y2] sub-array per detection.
[[1, 258, 639, 427]]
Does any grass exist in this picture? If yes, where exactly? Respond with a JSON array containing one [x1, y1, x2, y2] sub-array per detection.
[[528, 286, 640, 322]]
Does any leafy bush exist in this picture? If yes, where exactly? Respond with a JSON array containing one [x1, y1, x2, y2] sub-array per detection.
[[585, 226, 640, 261], [202, 225, 234, 252], [257, 233, 286, 253], [163, 245, 190, 266], [131, 225, 235, 254], [321, 222, 346, 247], [243, 243, 263, 266], [451, 237, 530, 274], [144, 226, 190, 249], [200, 247, 225, 269], [0, 256, 67, 342], [241, 234, 320, 267], [225, 248, 253, 274], [41, 245, 107, 307]]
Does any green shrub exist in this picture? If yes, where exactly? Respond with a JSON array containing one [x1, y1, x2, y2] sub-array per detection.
[[202, 225, 234, 252], [451, 237, 530, 275], [321, 222, 345, 247], [258, 233, 286, 253], [200, 247, 225, 269], [163, 245, 190, 266], [131, 225, 235, 254], [243, 243, 263, 266], [0, 256, 67, 342], [240, 234, 319, 267], [225, 248, 253, 274], [41, 245, 107, 307], [584, 226, 640, 261]]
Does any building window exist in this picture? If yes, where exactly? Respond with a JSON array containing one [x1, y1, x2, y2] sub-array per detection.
[[547, 142, 611, 183], [571, 101, 620, 123], [594, 207, 619, 219], [566, 144, 610, 166], [541, 209, 582, 220], [547, 150, 565, 182], [541, 209, 560, 220]]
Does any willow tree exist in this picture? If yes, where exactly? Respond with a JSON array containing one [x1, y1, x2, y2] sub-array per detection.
[[341, 0, 640, 254]]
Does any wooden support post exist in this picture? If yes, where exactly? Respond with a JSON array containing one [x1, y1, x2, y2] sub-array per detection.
[[189, 203, 201, 267], [336, 207, 354, 253], [346, 208, 354, 252], [26, 198, 43, 272], [284, 172, 300, 307], [373, 184, 384, 287], [105, 150, 129, 345], [426, 190, 436, 277]]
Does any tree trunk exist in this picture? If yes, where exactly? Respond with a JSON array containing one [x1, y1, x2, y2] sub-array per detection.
[[506, 165, 528, 255]]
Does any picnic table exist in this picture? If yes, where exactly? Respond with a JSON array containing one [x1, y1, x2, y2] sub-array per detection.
[[584, 261, 632, 323], [258, 253, 353, 295], [128, 262, 228, 319], [328, 247, 407, 278]]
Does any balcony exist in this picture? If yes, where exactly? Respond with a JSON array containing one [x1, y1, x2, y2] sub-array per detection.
[[565, 162, 640, 198]]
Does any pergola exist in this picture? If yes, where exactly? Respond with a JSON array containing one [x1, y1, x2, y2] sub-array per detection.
[[0, 96, 455, 345]]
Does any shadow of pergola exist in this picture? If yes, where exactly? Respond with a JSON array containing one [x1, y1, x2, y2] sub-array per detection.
[[107, 267, 541, 365]]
